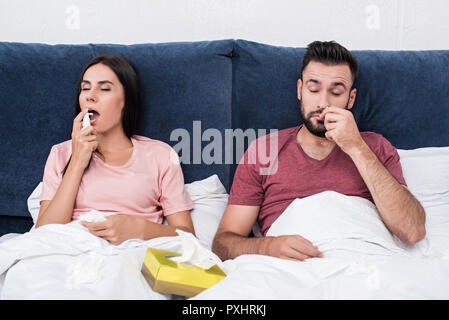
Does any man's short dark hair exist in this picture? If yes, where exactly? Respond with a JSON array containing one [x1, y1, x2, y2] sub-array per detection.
[[301, 41, 359, 87]]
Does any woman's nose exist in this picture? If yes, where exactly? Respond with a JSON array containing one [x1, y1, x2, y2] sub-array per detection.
[[86, 91, 97, 102]]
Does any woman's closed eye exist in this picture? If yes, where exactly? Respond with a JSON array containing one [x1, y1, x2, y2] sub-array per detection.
[[81, 87, 110, 91]]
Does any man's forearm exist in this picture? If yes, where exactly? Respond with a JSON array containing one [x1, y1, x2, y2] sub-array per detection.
[[349, 142, 426, 244], [212, 231, 272, 261]]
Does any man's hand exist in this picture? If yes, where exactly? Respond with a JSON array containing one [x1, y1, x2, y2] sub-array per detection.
[[320, 106, 365, 156], [266, 235, 323, 261], [212, 204, 324, 261], [81, 215, 145, 245]]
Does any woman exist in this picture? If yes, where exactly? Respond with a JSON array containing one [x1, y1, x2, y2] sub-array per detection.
[[36, 55, 195, 245]]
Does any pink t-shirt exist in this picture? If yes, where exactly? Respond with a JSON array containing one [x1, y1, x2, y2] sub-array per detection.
[[228, 125, 407, 235], [40, 135, 194, 223]]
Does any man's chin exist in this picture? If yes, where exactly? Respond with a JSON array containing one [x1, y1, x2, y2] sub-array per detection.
[[309, 129, 327, 138], [304, 122, 327, 138]]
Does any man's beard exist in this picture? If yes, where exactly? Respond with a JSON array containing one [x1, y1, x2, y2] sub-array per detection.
[[299, 97, 350, 138]]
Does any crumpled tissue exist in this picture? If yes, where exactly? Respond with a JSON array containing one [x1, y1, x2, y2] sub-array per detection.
[[65, 210, 114, 289], [66, 252, 104, 289], [78, 210, 115, 222], [169, 229, 221, 270]]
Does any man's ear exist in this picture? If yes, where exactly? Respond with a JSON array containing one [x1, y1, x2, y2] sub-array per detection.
[[347, 88, 357, 110], [297, 79, 303, 100]]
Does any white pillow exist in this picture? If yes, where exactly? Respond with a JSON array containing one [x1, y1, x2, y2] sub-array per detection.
[[398, 147, 449, 208], [267, 191, 402, 255], [398, 147, 449, 255], [27, 182, 42, 224], [421, 204, 449, 256], [27, 175, 228, 249], [184, 175, 228, 249]]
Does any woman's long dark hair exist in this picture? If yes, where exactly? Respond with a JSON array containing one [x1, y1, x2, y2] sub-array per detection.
[[62, 55, 142, 175]]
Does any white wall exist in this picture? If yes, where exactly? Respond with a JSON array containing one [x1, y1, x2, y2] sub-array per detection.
[[1, 0, 448, 50]]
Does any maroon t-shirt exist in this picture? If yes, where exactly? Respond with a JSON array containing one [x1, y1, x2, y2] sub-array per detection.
[[228, 125, 407, 235]]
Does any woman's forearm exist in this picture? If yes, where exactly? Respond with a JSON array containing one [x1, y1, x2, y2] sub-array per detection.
[[139, 219, 193, 240], [35, 162, 84, 228]]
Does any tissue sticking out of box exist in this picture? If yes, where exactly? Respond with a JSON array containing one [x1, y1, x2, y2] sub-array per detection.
[[169, 229, 221, 270]]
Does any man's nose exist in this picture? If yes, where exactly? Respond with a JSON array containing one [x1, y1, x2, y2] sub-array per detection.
[[317, 93, 329, 110]]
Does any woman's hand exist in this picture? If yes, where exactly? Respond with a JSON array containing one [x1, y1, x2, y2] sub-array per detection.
[[81, 211, 195, 245], [81, 215, 146, 245], [71, 109, 98, 170]]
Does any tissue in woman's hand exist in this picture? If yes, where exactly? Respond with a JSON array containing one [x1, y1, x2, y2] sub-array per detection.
[[78, 210, 115, 222], [169, 229, 220, 269]]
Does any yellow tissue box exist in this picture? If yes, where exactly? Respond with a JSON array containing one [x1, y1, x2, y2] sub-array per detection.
[[141, 247, 226, 297]]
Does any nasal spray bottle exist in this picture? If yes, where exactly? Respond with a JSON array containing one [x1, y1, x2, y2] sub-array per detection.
[[82, 112, 94, 168], [82, 112, 93, 130]]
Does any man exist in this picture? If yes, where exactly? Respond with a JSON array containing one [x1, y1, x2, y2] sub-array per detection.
[[212, 40, 426, 261]]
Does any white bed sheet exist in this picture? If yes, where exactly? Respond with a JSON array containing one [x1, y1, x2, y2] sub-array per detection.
[[0, 221, 188, 299], [193, 191, 449, 300], [193, 253, 449, 300], [2, 189, 448, 300]]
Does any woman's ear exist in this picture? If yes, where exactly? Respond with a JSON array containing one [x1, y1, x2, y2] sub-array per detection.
[[297, 79, 303, 101]]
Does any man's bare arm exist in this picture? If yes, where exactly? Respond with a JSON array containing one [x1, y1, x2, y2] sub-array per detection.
[[212, 205, 265, 260], [323, 106, 426, 245], [350, 143, 426, 245]]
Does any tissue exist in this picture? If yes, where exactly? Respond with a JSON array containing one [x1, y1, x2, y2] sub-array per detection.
[[169, 229, 220, 270], [78, 210, 115, 223], [66, 252, 104, 289]]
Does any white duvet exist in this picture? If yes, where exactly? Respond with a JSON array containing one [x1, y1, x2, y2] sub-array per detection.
[[1, 191, 449, 300], [194, 191, 449, 300], [0, 220, 187, 299]]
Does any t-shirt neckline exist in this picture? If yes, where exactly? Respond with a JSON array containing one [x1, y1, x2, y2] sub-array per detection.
[[293, 124, 339, 166], [92, 136, 137, 169]]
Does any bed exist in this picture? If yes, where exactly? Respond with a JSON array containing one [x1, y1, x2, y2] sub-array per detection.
[[0, 39, 448, 299]]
